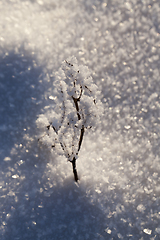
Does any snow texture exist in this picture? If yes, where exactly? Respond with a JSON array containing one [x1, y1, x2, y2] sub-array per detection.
[[0, 0, 160, 239]]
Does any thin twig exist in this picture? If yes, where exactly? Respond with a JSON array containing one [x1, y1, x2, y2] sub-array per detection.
[[78, 125, 85, 152], [72, 96, 81, 120]]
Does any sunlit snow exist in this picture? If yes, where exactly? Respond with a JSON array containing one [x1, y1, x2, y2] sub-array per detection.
[[0, 0, 160, 239]]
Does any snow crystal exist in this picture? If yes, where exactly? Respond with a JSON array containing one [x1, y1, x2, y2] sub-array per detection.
[[12, 174, 19, 179], [3, 157, 11, 161], [137, 204, 146, 213], [143, 228, 152, 235], [105, 228, 112, 234]]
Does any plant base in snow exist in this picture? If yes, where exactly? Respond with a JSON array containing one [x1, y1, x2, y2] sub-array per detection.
[[72, 157, 79, 182]]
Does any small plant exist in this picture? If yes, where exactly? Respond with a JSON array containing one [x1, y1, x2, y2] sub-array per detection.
[[36, 56, 103, 182]]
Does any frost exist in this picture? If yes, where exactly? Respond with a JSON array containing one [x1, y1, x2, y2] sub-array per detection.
[[37, 56, 103, 181]]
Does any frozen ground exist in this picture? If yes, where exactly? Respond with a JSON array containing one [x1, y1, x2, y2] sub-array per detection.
[[0, 0, 160, 239]]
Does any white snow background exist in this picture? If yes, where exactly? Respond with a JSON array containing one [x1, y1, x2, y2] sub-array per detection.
[[0, 0, 160, 239]]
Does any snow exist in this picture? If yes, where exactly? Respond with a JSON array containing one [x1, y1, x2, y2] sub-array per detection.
[[0, 0, 160, 239]]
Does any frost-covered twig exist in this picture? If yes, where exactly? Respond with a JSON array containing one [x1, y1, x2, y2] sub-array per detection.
[[36, 56, 103, 182]]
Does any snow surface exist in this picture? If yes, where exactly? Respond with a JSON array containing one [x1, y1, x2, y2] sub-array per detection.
[[0, 0, 160, 239]]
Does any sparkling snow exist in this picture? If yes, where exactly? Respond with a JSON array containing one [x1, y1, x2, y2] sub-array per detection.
[[0, 0, 160, 239]]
